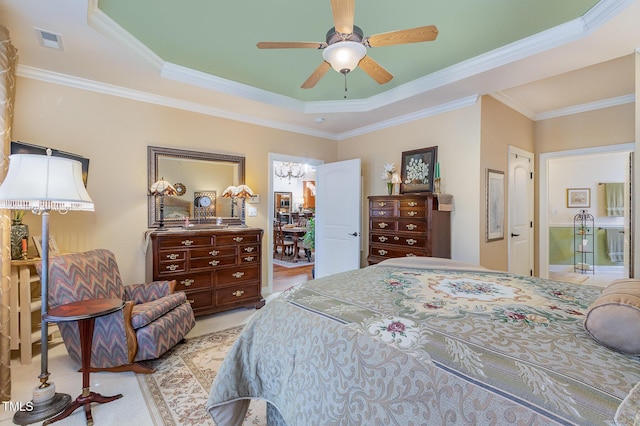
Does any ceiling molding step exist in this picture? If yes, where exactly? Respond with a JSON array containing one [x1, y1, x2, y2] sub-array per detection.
[[160, 62, 305, 113], [582, 0, 636, 31], [15, 64, 339, 140], [535, 94, 635, 121], [335, 95, 479, 140], [86, 0, 164, 73], [490, 93, 536, 120]]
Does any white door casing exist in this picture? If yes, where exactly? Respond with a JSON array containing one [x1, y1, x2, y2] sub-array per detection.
[[508, 146, 534, 276], [315, 158, 362, 279]]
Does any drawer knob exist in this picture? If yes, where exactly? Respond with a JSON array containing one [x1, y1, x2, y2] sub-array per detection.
[[408, 202, 418, 207], [378, 222, 388, 229], [187, 299, 194, 304], [209, 250, 220, 256], [166, 253, 179, 260], [377, 201, 386, 207], [233, 237, 244, 242], [406, 238, 417, 246], [406, 224, 417, 231], [209, 260, 220, 266], [232, 290, 245, 297], [394, 236, 399, 241], [406, 253, 417, 257], [166, 264, 179, 271], [378, 211, 387, 216], [378, 249, 388, 256], [408, 211, 418, 216], [244, 247, 255, 253], [245, 256, 255, 262], [232, 272, 245, 279], [378, 236, 387, 242], [181, 278, 194, 287], [181, 239, 194, 246]]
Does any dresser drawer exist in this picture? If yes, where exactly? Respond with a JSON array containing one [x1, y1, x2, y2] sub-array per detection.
[[240, 253, 260, 264], [156, 235, 214, 249], [190, 246, 236, 259], [184, 289, 213, 311], [370, 233, 427, 248], [215, 283, 261, 306], [370, 218, 397, 231], [370, 208, 395, 218], [216, 233, 260, 246], [399, 207, 426, 218], [173, 272, 213, 291], [368, 245, 428, 259], [397, 220, 427, 233], [157, 250, 186, 262], [370, 199, 398, 209], [157, 260, 186, 276], [190, 256, 237, 269], [215, 265, 260, 285], [239, 244, 260, 255]]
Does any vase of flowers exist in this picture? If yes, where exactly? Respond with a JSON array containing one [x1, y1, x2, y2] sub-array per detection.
[[381, 163, 396, 195], [11, 210, 28, 260]]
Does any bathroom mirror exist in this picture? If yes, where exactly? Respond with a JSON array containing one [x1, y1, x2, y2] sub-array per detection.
[[147, 146, 245, 228]]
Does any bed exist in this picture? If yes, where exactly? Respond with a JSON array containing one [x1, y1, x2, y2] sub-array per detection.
[[206, 257, 640, 425]]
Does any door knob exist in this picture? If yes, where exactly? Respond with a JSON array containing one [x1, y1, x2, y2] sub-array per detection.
[[511, 233, 520, 237], [349, 232, 360, 237]]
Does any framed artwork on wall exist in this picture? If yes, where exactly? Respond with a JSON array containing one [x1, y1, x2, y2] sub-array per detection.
[[400, 146, 438, 194], [567, 188, 590, 208], [486, 169, 505, 242]]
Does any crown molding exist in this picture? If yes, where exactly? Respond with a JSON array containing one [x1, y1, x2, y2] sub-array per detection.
[[535, 94, 635, 120], [84, 0, 632, 115]]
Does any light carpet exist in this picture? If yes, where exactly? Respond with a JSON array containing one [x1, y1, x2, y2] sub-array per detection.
[[273, 254, 314, 268], [549, 272, 590, 285], [137, 326, 266, 426]]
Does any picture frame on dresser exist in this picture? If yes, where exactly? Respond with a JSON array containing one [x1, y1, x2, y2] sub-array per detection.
[[486, 169, 505, 242], [400, 146, 438, 194]]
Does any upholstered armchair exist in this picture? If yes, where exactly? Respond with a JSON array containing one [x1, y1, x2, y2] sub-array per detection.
[[38, 248, 195, 374]]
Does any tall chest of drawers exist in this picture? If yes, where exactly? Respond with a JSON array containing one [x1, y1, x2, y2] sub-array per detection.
[[367, 194, 451, 264], [150, 228, 264, 317]]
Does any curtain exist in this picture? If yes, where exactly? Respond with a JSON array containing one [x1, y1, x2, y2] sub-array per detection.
[[0, 24, 17, 402]]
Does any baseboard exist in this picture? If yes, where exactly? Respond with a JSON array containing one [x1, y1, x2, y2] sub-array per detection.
[[549, 264, 624, 273]]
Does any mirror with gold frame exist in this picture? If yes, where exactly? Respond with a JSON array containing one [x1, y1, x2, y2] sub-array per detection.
[[147, 146, 245, 228]]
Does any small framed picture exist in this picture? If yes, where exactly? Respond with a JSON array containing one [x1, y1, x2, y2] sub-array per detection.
[[567, 188, 590, 208], [400, 146, 438, 194], [32, 235, 60, 257], [486, 169, 505, 242]]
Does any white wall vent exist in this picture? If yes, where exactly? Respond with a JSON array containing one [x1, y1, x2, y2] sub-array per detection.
[[35, 28, 63, 50]]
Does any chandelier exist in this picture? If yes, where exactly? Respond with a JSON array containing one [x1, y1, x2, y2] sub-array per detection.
[[275, 162, 306, 182]]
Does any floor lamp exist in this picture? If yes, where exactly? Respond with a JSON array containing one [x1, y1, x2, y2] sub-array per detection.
[[0, 152, 94, 425]]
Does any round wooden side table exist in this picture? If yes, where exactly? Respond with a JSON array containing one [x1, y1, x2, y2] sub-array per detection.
[[43, 297, 125, 425]]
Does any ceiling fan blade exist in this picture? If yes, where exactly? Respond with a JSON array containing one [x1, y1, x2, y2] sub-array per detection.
[[301, 61, 331, 89], [366, 25, 439, 47], [330, 0, 355, 35], [358, 55, 393, 84], [257, 41, 327, 49]]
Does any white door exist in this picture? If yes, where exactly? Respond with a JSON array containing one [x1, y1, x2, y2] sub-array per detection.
[[315, 158, 361, 278], [508, 147, 534, 276]]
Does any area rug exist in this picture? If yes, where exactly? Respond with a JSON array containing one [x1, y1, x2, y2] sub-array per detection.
[[273, 257, 315, 268], [137, 326, 266, 426]]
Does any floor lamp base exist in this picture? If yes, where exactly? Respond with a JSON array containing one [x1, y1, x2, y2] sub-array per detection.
[[13, 392, 72, 425]]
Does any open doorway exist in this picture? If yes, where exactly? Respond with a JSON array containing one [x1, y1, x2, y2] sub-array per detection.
[[540, 143, 634, 287], [267, 153, 323, 294]]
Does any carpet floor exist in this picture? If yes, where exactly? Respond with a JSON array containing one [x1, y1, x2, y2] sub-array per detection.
[[138, 326, 266, 426]]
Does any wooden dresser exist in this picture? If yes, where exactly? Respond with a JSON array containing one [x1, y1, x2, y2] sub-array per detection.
[[150, 227, 264, 317], [367, 194, 451, 264]]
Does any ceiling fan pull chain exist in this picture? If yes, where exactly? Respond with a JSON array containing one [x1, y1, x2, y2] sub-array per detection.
[[344, 73, 348, 99]]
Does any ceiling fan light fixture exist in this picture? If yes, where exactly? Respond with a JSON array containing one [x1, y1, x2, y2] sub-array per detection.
[[322, 41, 366, 74]]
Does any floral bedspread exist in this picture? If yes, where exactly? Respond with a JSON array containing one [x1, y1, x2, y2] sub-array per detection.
[[206, 258, 640, 425]]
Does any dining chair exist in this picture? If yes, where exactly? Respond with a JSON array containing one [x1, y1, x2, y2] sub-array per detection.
[[273, 221, 294, 259]]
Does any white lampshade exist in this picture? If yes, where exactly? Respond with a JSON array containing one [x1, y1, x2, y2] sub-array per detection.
[[222, 185, 238, 198], [0, 154, 94, 211], [150, 179, 177, 196], [235, 184, 254, 199], [322, 41, 367, 73]]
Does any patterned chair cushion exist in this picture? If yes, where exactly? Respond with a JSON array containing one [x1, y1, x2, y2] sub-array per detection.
[[125, 280, 173, 304], [131, 292, 188, 329]]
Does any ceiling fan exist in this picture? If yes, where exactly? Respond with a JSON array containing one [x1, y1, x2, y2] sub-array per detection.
[[256, 0, 439, 89]]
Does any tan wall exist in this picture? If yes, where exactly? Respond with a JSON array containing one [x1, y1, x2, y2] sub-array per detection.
[[536, 103, 634, 153], [479, 96, 534, 271], [339, 102, 482, 265], [12, 77, 338, 285]]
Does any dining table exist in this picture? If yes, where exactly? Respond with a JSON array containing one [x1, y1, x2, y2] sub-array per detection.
[[281, 225, 308, 262]]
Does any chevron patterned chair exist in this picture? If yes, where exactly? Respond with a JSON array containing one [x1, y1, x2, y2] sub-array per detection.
[[38, 248, 195, 374]]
